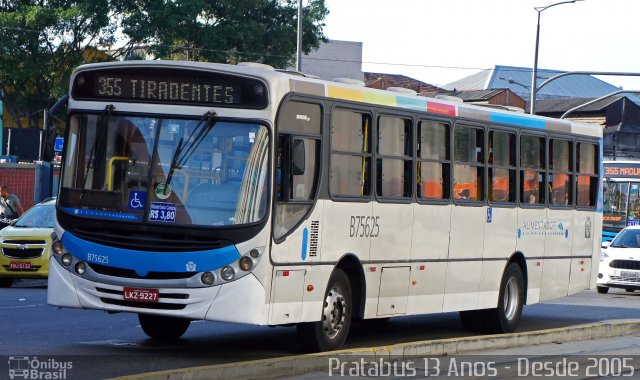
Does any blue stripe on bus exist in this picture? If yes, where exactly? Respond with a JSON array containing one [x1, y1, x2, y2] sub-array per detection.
[[61, 232, 240, 276], [301, 227, 309, 260], [490, 113, 547, 130]]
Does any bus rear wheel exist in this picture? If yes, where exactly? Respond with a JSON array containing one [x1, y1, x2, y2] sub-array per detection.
[[138, 314, 190, 341], [479, 262, 525, 333], [297, 268, 352, 352]]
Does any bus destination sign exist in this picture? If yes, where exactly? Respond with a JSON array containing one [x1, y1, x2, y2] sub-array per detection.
[[603, 162, 640, 178], [72, 67, 268, 108]]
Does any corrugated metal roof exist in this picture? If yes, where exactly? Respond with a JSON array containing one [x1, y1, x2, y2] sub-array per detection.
[[426, 89, 507, 101], [534, 97, 621, 113], [444, 65, 622, 100]]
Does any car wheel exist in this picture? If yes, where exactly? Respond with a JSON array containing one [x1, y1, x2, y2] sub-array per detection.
[[479, 262, 525, 333], [0, 278, 13, 288], [597, 286, 609, 294], [625, 288, 635, 293], [297, 268, 352, 352], [138, 314, 190, 341]]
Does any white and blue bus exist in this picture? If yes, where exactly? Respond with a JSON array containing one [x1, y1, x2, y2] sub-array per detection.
[[47, 60, 602, 352], [602, 161, 640, 242]]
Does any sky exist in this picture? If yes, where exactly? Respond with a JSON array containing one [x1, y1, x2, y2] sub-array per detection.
[[321, 0, 640, 91]]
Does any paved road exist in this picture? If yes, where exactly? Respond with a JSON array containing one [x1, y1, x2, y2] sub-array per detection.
[[1, 280, 640, 379]]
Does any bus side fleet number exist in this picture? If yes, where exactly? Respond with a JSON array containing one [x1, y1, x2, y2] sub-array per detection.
[[350, 216, 380, 238]]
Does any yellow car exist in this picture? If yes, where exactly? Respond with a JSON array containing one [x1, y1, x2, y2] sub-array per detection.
[[0, 198, 55, 287]]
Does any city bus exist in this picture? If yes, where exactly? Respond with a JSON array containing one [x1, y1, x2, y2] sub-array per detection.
[[46, 60, 602, 352], [602, 161, 640, 242]]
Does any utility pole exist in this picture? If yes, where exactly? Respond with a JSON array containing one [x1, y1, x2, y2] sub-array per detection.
[[296, 0, 303, 71]]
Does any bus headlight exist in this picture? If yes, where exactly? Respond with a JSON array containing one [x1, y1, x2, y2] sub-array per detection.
[[201, 272, 215, 285], [75, 262, 87, 275], [52, 241, 64, 255], [239, 256, 253, 271], [61, 253, 73, 266], [249, 249, 260, 258], [221, 266, 235, 281]]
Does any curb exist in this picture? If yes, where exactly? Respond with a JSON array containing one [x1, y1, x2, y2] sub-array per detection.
[[113, 320, 640, 380]]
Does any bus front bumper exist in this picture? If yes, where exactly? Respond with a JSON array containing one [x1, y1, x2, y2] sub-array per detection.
[[47, 257, 268, 325]]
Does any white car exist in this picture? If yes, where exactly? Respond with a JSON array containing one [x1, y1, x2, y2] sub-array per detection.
[[598, 225, 640, 294]]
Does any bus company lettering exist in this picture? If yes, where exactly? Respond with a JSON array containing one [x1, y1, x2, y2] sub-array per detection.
[[97, 76, 236, 104], [349, 216, 380, 238], [519, 219, 569, 238]]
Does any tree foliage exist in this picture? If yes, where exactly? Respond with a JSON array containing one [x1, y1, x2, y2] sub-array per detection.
[[0, 0, 328, 129]]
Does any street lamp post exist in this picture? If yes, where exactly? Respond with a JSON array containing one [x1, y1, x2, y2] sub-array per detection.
[[530, 0, 584, 115]]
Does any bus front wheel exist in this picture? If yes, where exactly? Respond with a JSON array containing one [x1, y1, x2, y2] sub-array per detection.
[[480, 262, 525, 333], [297, 268, 353, 352], [138, 314, 190, 341], [0, 278, 13, 288]]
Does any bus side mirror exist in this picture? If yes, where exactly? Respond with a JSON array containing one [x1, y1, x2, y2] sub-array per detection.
[[292, 139, 305, 176], [42, 95, 68, 162], [42, 127, 57, 162]]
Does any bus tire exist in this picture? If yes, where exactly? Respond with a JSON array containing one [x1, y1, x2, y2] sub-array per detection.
[[138, 314, 190, 341], [597, 286, 609, 294], [480, 262, 524, 333], [297, 268, 352, 352], [0, 278, 13, 288]]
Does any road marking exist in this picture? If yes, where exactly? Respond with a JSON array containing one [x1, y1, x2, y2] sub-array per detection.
[[0, 304, 44, 309]]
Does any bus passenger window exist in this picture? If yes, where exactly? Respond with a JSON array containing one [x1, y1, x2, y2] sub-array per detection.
[[488, 130, 516, 203], [417, 120, 450, 200], [330, 109, 372, 198], [549, 139, 573, 206], [576, 142, 598, 207], [520, 135, 546, 205], [453, 126, 484, 202], [376, 116, 412, 199]]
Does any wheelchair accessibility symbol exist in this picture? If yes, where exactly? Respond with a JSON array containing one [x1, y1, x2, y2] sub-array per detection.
[[128, 191, 147, 210]]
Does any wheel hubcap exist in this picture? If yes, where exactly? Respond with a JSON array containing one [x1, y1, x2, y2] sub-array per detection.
[[322, 287, 346, 339], [503, 277, 520, 321]]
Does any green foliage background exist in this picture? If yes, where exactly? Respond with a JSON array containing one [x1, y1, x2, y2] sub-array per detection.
[[0, 0, 328, 128]]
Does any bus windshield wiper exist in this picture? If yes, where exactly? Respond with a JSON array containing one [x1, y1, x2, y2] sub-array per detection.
[[164, 110, 217, 194], [80, 104, 114, 200]]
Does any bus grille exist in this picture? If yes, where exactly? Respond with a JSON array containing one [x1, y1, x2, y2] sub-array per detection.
[[610, 260, 640, 271], [70, 227, 230, 252], [100, 298, 186, 310], [89, 263, 196, 280]]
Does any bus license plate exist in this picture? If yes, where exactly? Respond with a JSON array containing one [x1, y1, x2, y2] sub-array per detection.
[[9, 262, 31, 270], [123, 287, 159, 303]]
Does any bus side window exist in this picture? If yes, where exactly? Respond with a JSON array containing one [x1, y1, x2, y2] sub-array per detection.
[[549, 138, 573, 206], [330, 109, 372, 198]]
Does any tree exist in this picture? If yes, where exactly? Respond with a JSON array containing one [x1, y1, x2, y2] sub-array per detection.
[[0, 0, 328, 129], [120, 0, 328, 68]]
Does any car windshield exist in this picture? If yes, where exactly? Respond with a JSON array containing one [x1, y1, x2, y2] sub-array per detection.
[[14, 204, 55, 228], [59, 113, 269, 227], [611, 229, 640, 248]]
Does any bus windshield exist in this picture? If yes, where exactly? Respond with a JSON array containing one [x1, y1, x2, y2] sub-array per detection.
[[59, 113, 269, 227], [603, 180, 640, 230]]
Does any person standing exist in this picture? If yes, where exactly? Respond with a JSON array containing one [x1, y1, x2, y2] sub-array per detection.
[[0, 185, 24, 221]]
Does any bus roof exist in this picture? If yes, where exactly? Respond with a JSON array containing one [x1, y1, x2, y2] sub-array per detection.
[[71, 60, 602, 139]]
